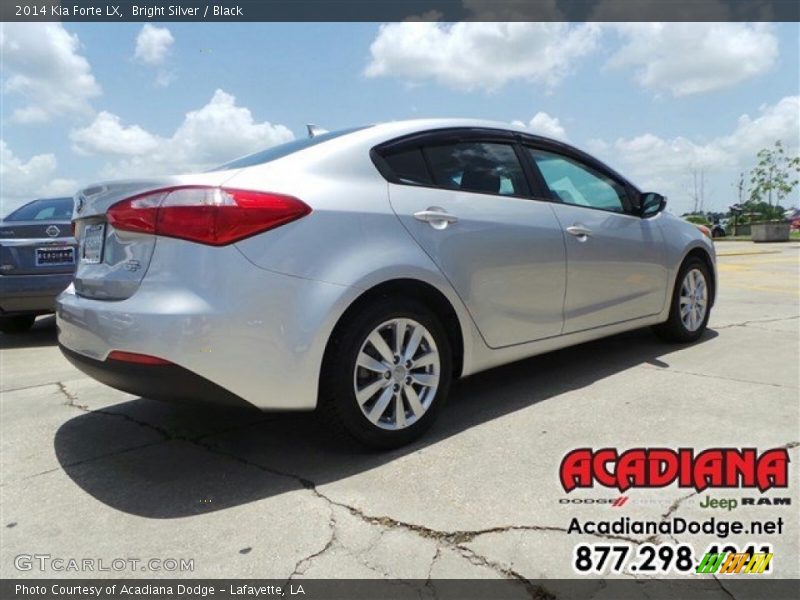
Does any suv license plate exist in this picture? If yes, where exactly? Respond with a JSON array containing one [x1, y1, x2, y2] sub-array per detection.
[[36, 247, 75, 266]]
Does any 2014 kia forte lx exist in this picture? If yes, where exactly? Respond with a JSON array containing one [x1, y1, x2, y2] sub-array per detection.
[[57, 120, 716, 448]]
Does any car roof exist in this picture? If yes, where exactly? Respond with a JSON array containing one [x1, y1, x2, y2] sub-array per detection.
[[333, 118, 589, 161], [361, 118, 532, 141]]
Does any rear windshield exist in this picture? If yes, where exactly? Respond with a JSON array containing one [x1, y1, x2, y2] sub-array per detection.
[[5, 198, 73, 221], [214, 126, 369, 171]]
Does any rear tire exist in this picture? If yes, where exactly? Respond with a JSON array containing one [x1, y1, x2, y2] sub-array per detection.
[[319, 297, 452, 449], [653, 257, 712, 343], [0, 315, 36, 334]]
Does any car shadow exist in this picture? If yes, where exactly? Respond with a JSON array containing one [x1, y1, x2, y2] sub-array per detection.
[[0, 315, 57, 349], [54, 328, 718, 519]]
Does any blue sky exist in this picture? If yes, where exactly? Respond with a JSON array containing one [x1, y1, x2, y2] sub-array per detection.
[[1, 22, 798, 215]]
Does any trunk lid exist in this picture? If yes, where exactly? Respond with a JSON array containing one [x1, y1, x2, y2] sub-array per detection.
[[72, 173, 236, 300]]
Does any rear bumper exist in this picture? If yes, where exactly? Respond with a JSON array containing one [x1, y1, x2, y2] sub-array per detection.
[[59, 344, 255, 409], [56, 240, 362, 411], [0, 273, 73, 315]]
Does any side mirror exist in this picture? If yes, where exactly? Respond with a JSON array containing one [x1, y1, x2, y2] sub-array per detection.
[[640, 192, 667, 218]]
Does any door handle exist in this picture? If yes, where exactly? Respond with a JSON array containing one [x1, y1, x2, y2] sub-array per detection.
[[566, 224, 592, 238], [414, 207, 458, 230]]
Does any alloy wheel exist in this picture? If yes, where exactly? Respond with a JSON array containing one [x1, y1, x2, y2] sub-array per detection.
[[679, 268, 708, 332], [353, 318, 440, 430]]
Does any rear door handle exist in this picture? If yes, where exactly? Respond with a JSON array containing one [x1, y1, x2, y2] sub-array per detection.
[[566, 224, 592, 238], [414, 207, 458, 230]]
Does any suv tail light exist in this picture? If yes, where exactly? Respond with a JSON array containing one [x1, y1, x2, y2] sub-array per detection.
[[107, 186, 311, 246]]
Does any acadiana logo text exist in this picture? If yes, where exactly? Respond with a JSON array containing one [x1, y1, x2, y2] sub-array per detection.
[[560, 448, 789, 493]]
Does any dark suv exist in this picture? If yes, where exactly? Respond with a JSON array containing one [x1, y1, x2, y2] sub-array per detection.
[[0, 197, 76, 333]]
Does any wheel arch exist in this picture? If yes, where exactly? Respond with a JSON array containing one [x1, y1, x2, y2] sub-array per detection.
[[682, 246, 717, 307], [321, 278, 466, 382]]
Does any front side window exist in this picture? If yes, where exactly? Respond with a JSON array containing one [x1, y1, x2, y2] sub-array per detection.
[[423, 142, 529, 197], [529, 149, 627, 213]]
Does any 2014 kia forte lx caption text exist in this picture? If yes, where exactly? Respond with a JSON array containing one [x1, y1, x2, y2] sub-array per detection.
[[57, 119, 716, 448]]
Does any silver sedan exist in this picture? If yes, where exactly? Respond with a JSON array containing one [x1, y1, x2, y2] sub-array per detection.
[[57, 119, 715, 448]]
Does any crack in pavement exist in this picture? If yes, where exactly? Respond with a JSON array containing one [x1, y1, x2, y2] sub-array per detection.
[[57, 381, 87, 410], [45, 381, 658, 592], [644, 490, 699, 544], [642, 440, 799, 551], [2, 377, 88, 395], [640, 365, 797, 389], [712, 575, 738, 600], [1, 383, 275, 485], [424, 546, 442, 600], [287, 505, 337, 579], [52, 380, 275, 445], [44, 382, 800, 590], [449, 543, 555, 600], [180, 440, 636, 597], [643, 439, 800, 545], [22, 439, 169, 481], [713, 315, 799, 330]]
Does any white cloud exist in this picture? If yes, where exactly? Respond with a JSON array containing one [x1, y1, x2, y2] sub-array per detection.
[[0, 23, 101, 123], [720, 96, 800, 157], [365, 22, 600, 91], [70, 111, 160, 156], [0, 141, 77, 215], [607, 23, 778, 97], [133, 24, 175, 86], [512, 111, 568, 140], [134, 24, 174, 66], [585, 138, 610, 154], [364, 21, 778, 98], [598, 96, 799, 209], [70, 89, 295, 178], [613, 95, 799, 176]]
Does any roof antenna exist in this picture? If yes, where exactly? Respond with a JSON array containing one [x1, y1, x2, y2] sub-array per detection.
[[306, 124, 329, 138]]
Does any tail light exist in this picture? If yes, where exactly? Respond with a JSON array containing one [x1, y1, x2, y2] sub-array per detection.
[[108, 350, 172, 365], [107, 186, 311, 246]]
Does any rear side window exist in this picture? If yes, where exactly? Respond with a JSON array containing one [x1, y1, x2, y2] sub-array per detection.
[[214, 126, 369, 171], [424, 142, 529, 197], [5, 198, 73, 221], [382, 148, 432, 185]]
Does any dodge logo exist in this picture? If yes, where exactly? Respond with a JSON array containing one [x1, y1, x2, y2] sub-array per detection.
[[46, 225, 60, 237]]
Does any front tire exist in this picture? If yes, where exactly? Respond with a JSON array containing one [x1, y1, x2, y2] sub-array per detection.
[[653, 257, 712, 343], [320, 297, 452, 449], [0, 315, 36, 334]]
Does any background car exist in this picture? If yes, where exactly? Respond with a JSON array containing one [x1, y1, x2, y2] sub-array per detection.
[[0, 197, 77, 333], [694, 223, 713, 239], [785, 208, 800, 231], [57, 120, 715, 448]]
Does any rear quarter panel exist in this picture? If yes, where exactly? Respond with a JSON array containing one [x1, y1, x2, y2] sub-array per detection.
[[226, 158, 480, 377]]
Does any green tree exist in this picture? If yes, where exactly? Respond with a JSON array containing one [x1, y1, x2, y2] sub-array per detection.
[[748, 141, 800, 214]]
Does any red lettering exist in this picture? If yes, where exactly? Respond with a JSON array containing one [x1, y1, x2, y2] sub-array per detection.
[[560, 448, 592, 492], [757, 449, 789, 491], [648, 448, 679, 486]]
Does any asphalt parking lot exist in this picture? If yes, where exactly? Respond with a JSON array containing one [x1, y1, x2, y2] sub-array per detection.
[[1, 241, 798, 589]]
